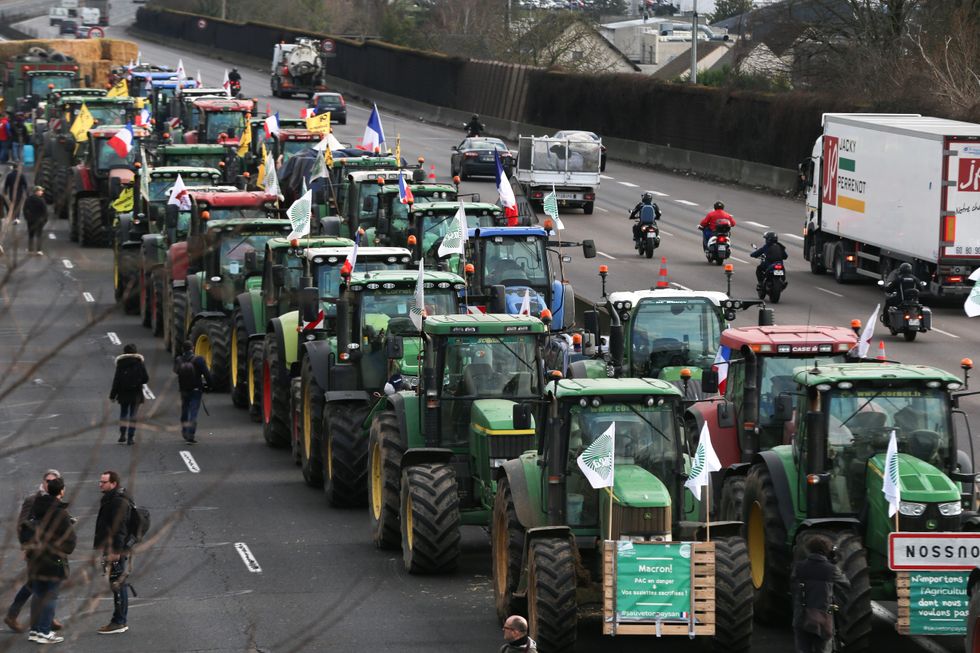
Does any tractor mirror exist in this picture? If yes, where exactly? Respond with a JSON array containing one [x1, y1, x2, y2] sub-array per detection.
[[583, 310, 599, 337], [489, 285, 507, 314], [271, 264, 286, 287], [758, 307, 774, 326], [512, 404, 532, 431], [376, 204, 389, 235], [582, 239, 596, 259], [386, 335, 404, 360], [773, 395, 793, 422], [300, 286, 318, 323], [244, 251, 258, 273], [109, 176, 121, 200], [701, 369, 718, 394], [412, 168, 425, 183]]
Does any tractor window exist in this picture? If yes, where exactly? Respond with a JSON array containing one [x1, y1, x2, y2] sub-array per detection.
[[629, 298, 723, 378], [824, 387, 953, 514], [359, 287, 457, 339], [206, 208, 269, 221], [357, 185, 383, 229], [87, 105, 129, 126], [482, 237, 549, 289], [205, 111, 246, 142], [280, 140, 313, 164], [443, 334, 539, 398], [758, 356, 843, 451], [29, 74, 73, 95], [217, 233, 275, 279], [94, 137, 138, 170]]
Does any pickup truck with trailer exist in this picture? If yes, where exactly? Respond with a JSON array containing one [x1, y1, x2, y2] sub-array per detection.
[[514, 135, 601, 214]]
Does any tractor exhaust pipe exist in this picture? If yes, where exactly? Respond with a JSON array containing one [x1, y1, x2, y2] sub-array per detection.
[[741, 345, 759, 461]]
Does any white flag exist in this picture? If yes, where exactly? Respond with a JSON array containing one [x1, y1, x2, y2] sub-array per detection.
[[167, 173, 191, 210], [310, 151, 328, 183], [965, 267, 980, 318], [883, 429, 901, 517], [519, 288, 531, 315], [576, 423, 615, 489], [437, 202, 468, 258], [314, 132, 343, 152], [685, 422, 722, 498], [262, 152, 281, 199], [175, 58, 186, 93], [543, 185, 565, 230], [286, 188, 312, 241], [848, 303, 880, 359], [410, 259, 425, 331], [222, 69, 230, 95], [196, 70, 202, 86]]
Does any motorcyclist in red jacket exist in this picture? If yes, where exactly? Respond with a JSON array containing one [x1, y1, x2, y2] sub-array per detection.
[[699, 201, 735, 249]]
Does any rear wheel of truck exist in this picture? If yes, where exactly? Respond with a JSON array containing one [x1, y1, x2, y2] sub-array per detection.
[[368, 409, 404, 550], [833, 246, 848, 284], [323, 404, 369, 507], [527, 537, 577, 652], [299, 357, 325, 488], [400, 463, 460, 574], [583, 202, 594, 214], [492, 478, 526, 621], [712, 535, 754, 652], [190, 319, 231, 392], [78, 196, 107, 247], [230, 311, 250, 408], [261, 335, 291, 448], [742, 464, 791, 624]]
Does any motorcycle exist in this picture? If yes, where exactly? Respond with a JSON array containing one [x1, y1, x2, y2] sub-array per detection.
[[229, 79, 242, 98], [632, 217, 660, 258], [702, 218, 732, 265], [877, 279, 931, 341], [755, 254, 787, 304], [462, 123, 483, 138]]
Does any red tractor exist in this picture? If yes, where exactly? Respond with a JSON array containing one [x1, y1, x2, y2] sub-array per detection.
[[173, 98, 254, 146], [272, 128, 321, 166]]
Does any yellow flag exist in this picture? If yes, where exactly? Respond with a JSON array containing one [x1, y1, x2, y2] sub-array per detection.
[[325, 147, 333, 168], [305, 111, 331, 135], [395, 134, 401, 164], [106, 78, 129, 98], [110, 186, 134, 213], [236, 122, 252, 158], [70, 103, 95, 142], [256, 142, 267, 189]]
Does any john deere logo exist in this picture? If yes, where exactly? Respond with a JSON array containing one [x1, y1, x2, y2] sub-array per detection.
[[926, 519, 937, 530], [643, 512, 652, 521]]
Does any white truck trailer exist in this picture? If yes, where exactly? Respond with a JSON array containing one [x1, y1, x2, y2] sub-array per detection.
[[802, 113, 980, 297], [515, 135, 601, 214]]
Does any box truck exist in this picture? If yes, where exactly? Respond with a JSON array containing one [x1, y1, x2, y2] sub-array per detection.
[[802, 113, 980, 297]]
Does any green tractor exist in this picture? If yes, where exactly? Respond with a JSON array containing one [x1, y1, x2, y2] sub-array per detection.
[[742, 362, 979, 651], [366, 313, 550, 573], [150, 143, 242, 183], [492, 376, 754, 652]]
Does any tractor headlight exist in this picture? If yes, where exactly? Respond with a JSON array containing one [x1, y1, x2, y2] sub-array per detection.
[[898, 501, 926, 517], [938, 501, 962, 517]]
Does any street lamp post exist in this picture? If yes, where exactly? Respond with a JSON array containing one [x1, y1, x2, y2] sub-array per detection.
[[689, 0, 698, 84]]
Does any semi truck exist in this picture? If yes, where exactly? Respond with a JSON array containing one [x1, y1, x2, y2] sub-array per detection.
[[270, 38, 328, 99], [802, 113, 980, 298]]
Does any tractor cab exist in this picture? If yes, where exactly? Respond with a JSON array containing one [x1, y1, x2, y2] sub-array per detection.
[[273, 128, 320, 165], [246, 116, 306, 161], [408, 201, 504, 266], [151, 144, 240, 182], [361, 182, 458, 246], [177, 98, 254, 144]]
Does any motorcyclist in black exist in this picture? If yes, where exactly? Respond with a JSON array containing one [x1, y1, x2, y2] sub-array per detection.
[[464, 114, 485, 137], [884, 262, 920, 310], [628, 192, 661, 247], [750, 231, 788, 289], [228, 68, 242, 83]]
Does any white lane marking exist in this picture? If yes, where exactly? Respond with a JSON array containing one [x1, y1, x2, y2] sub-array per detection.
[[234, 543, 262, 573], [645, 190, 669, 197], [816, 287, 844, 298], [600, 174, 614, 180], [731, 257, 749, 264], [180, 451, 200, 473], [617, 181, 638, 188], [745, 220, 769, 228], [597, 251, 616, 260], [784, 233, 805, 241], [671, 282, 692, 291], [48, 233, 56, 240], [675, 199, 698, 206], [142, 385, 155, 400], [871, 602, 948, 653], [83, 292, 95, 303], [659, 230, 673, 237], [62, 259, 73, 269], [107, 332, 121, 345], [932, 327, 959, 339], [595, 206, 609, 213]]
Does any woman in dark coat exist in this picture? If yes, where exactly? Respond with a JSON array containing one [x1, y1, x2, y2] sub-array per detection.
[[109, 344, 150, 445], [27, 477, 76, 643]]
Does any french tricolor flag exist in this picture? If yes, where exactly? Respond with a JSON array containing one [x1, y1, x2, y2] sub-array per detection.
[[398, 171, 414, 204], [340, 232, 361, 277], [135, 108, 150, 127], [263, 112, 280, 139], [712, 345, 731, 394], [108, 123, 135, 158]]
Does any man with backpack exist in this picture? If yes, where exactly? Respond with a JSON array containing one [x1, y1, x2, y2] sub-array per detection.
[[174, 340, 212, 444], [791, 534, 850, 653], [628, 192, 661, 249], [94, 470, 135, 634], [25, 476, 76, 644]]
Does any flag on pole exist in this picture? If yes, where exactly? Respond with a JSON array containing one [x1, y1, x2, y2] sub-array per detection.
[[135, 107, 150, 127], [263, 112, 280, 138], [965, 267, 980, 317], [410, 259, 425, 331], [883, 429, 901, 517], [711, 345, 731, 394], [305, 111, 331, 135], [519, 288, 531, 315], [70, 103, 94, 142], [437, 202, 468, 258], [286, 188, 313, 241], [576, 423, 615, 489], [256, 143, 268, 187], [107, 123, 135, 157], [362, 104, 386, 153], [175, 58, 186, 93], [261, 152, 280, 198], [196, 70, 203, 87], [310, 150, 328, 183], [222, 69, 230, 96], [398, 171, 414, 204], [340, 232, 361, 276], [235, 121, 252, 158], [106, 78, 128, 98], [168, 173, 191, 210], [685, 422, 722, 498], [143, 75, 152, 94], [495, 150, 518, 225], [849, 304, 881, 358], [542, 185, 564, 230]]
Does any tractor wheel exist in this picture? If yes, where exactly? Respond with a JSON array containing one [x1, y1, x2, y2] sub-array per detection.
[[718, 475, 747, 522], [400, 463, 461, 574], [163, 286, 173, 351], [794, 529, 871, 653], [527, 537, 578, 652], [247, 338, 263, 423], [189, 319, 231, 392], [299, 356, 325, 488], [117, 249, 140, 314], [170, 290, 188, 355], [230, 311, 250, 408], [712, 535, 754, 652], [68, 200, 79, 242], [51, 164, 70, 221], [289, 378, 303, 465], [78, 196, 108, 247], [323, 404, 369, 507], [35, 159, 52, 204], [151, 273, 164, 337], [742, 463, 791, 624], [492, 477, 526, 621], [967, 580, 980, 653], [139, 270, 151, 328], [261, 335, 291, 448], [368, 409, 405, 550]]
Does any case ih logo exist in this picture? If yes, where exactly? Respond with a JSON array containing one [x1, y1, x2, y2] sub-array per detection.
[[822, 135, 839, 205], [958, 158, 980, 192]]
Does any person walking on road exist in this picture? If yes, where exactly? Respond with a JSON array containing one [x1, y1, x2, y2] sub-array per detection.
[[9, 113, 28, 163], [109, 344, 150, 445], [94, 471, 132, 635], [3, 163, 28, 221], [791, 534, 850, 653], [23, 185, 47, 255], [5, 469, 64, 634], [174, 341, 212, 444], [500, 615, 536, 652], [25, 476, 76, 645], [0, 113, 10, 164]]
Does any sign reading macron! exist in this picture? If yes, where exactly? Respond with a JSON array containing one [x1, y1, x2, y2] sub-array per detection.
[[615, 541, 692, 621], [888, 532, 980, 571]]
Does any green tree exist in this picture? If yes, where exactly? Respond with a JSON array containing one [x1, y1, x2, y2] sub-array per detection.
[[710, 0, 754, 23]]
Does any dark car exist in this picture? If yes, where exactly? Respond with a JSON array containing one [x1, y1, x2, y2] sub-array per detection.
[[309, 92, 346, 125], [552, 130, 606, 172], [59, 20, 78, 35], [450, 137, 514, 180]]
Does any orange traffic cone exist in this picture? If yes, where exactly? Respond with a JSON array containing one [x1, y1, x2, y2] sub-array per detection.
[[876, 341, 887, 360], [428, 164, 437, 181], [656, 257, 670, 289]]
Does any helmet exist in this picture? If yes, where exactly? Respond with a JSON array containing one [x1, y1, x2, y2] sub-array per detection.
[[471, 114, 479, 121], [764, 231, 778, 243], [899, 262, 912, 274], [713, 201, 725, 210], [642, 192, 653, 203]]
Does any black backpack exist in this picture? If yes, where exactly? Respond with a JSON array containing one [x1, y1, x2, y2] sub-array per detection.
[[124, 497, 151, 549], [176, 355, 198, 389], [18, 514, 39, 546]]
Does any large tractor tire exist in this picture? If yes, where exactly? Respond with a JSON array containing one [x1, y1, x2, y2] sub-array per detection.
[[139, 270, 152, 328], [78, 196, 108, 247], [261, 335, 291, 448], [742, 463, 791, 624], [718, 475, 747, 522], [323, 404, 369, 508], [115, 248, 140, 314], [247, 339, 263, 423], [50, 164, 70, 221], [35, 159, 52, 203], [527, 537, 578, 652], [299, 357, 325, 488], [150, 272, 164, 337], [68, 199, 79, 242], [712, 535, 754, 652], [794, 529, 871, 653], [399, 463, 461, 574], [230, 311, 249, 408], [968, 580, 980, 653], [367, 409, 405, 550], [169, 290, 188, 355], [492, 477, 526, 622], [189, 319, 231, 392]]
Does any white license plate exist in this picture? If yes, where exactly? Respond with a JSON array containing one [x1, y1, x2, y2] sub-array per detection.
[[646, 232, 656, 238], [556, 192, 579, 200], [716, 245, 728, 252], [773, 270, 784, 276], [480, 155, 494, 162], [908, 319, 920, 326]]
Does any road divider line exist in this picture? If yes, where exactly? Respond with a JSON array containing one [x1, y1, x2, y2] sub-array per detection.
[[675, 199, 698, 206], [784, 233, 805, 240], [62, 259, 73, 269], [932, 327, 959, 339], [600, 174, 614, 180], [731, 256, 749, 264], [180, 451, 200, 473], [645, 190, 669, 197], [597, 251, 616, 260], [816, 287, 844, 298], [234, 543, 262, 573], [83, 292, 95, 303], [659, 230, 674, 237], [142, 385, 155, 400], [595, 206, 609, 213], [617, 181, 638, 188], [745, 220, 769, 228], [107, 332, 121, 345]]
